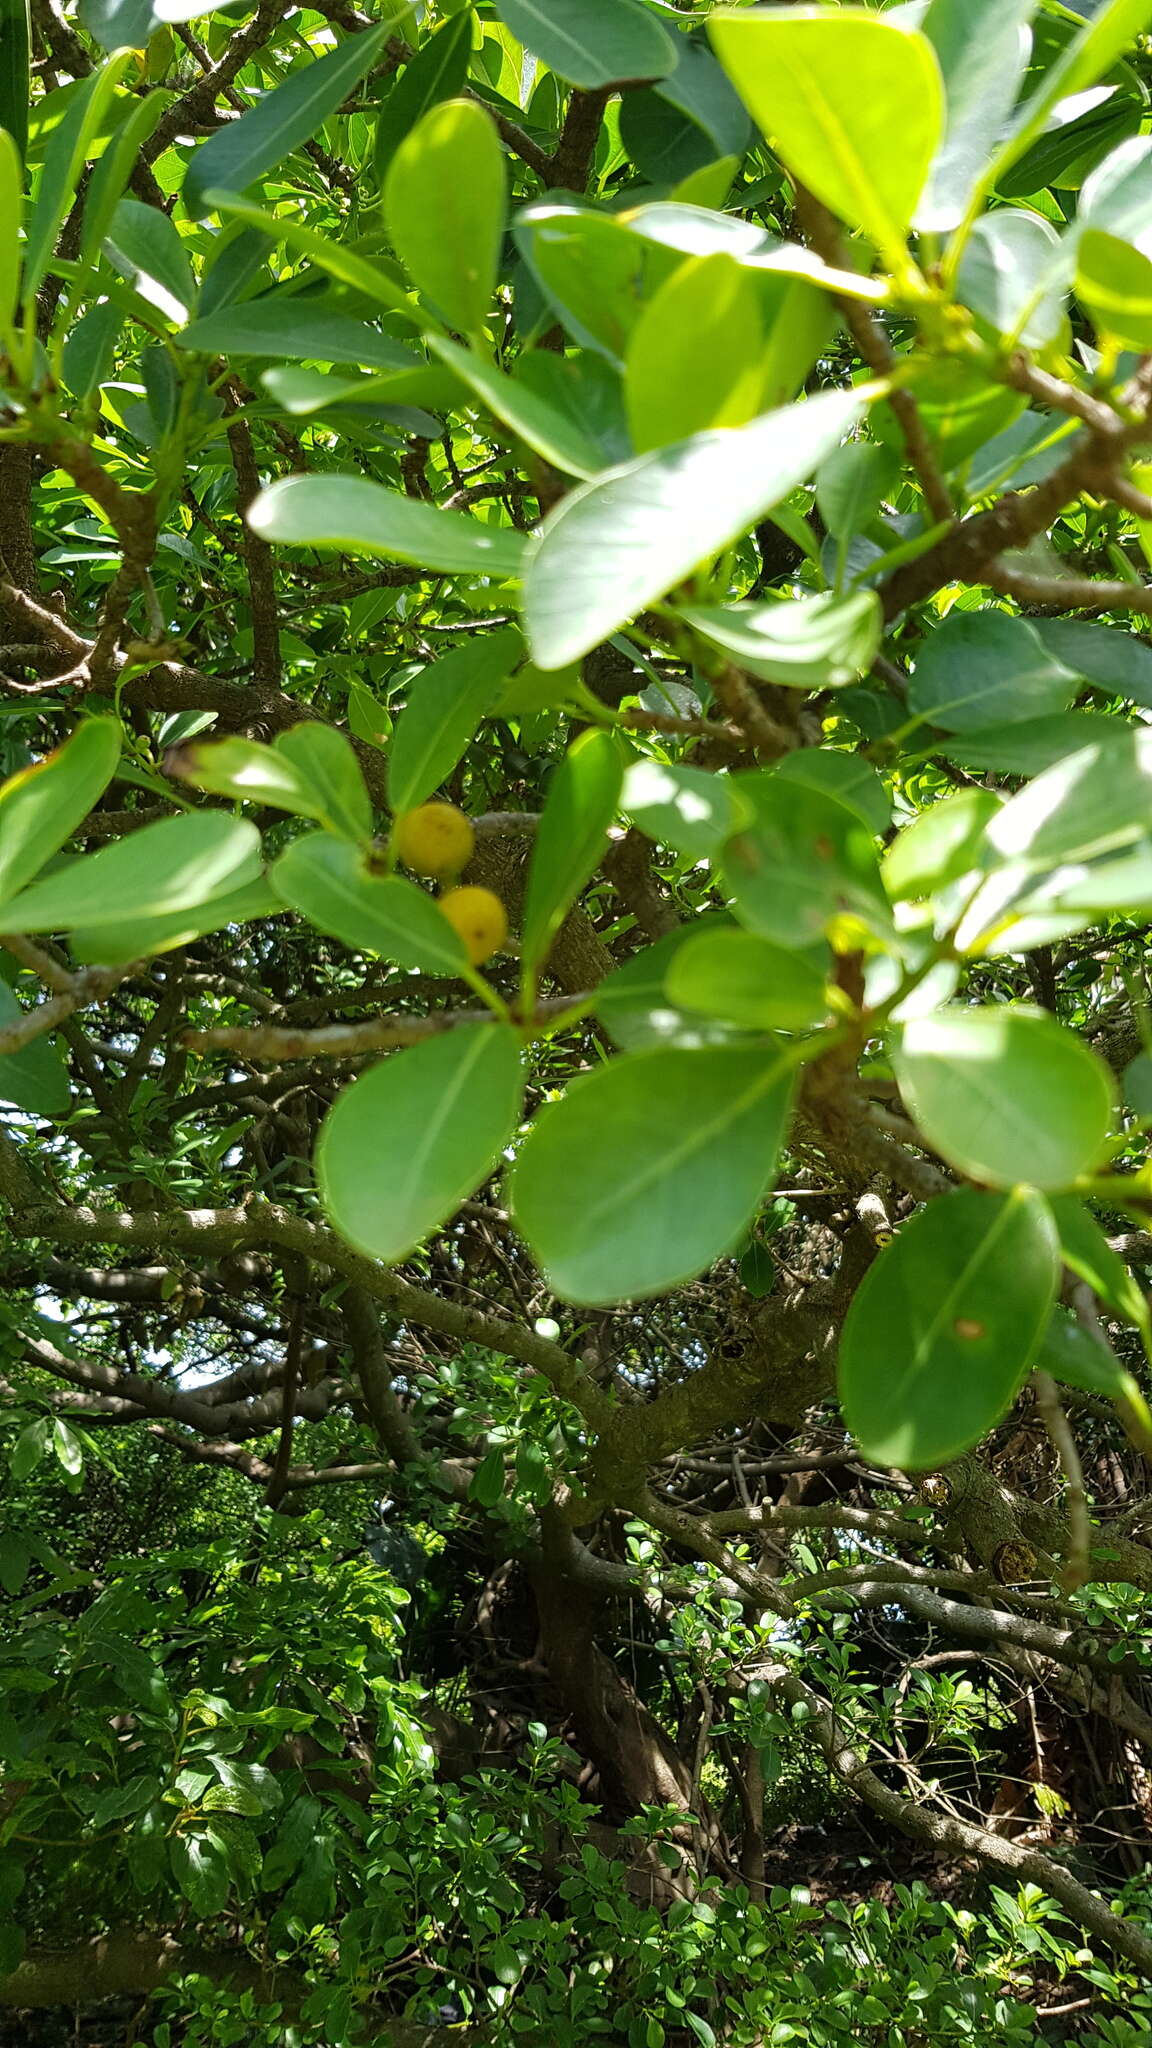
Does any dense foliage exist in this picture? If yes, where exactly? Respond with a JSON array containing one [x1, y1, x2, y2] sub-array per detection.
[[3, 0, 1152, 2038]]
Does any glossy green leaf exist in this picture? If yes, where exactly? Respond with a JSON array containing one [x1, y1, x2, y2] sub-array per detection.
[[721, 776, 887, 951], [514, 203, 682, 362], [884, 791, 1001, 902], [625, 254, 766, 452], [493, 0, 676, 90], [941, 711, 1122, 778], [524, 385, 865, 670], [104, 197, 195, 324], [318, 1025, 524, 1264], [1078, 132, 1152, 250], [385, 99, 505, 338], [895, 1005, 1115, 1190], [839, 1188, 1059, 1469], [908, 610, 1077, 733], [69, 878, 279, 966], [199, 193, 417, 324], [653, 38, 752, 160], [0, 982, 71, 1118], [79, 0, 214, 49], [389, 628, 522, 815], [271, 832, 469, 975], [771, 750, 891, 836], [521, 731, 623, 977], [595, 918, 743, 1052], [983, 0, 1152, 202], [0, 0, 29, 166], [680, 589, 881, 690], [1031, 617, 1152, 705], [184, 25, 391, 219], [248, 476, 527, 579], [665, 929, 828, 1032], [0, 718, 121, 904], [0, 127, 22, 329], [1076, 226, 1152, 350], [170, 1831, 229, 1919], [426, 335, 605, 479], [511, 1043, 797, 1303], [274, 726, 373, 843], [170, 737, 320, 818], [0, 814, 261, 934], [816, 438, 901, 545], [709, 9, 943, 266], [25, 51, 134, 300], [177, 298, 421, 371], [958, 208, 1066, 346], [914, 0, 1039, 231], [78, 88, 169, 268], [1047, 1193, 1150, 1332], [374, 12, 472, 182], [1034, 1309, 1148, 1412], [623, 760, 741, 862], [984, 726, 1152, 871]]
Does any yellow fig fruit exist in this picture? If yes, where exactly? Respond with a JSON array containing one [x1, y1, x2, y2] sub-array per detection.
[[437, 885, 508, 967], [392, 801, 475, 879]]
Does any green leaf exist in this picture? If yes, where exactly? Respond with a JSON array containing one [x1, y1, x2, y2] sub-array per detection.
[[0, 718, 121, 903], [170, 1830, 230, 1918], [653, 38, 752, 161], [514, 202, 682, 362], [625, 254, 767, 451], [894, 1005, 1115, 1191], [596, 918, 745, 1053], [1034, 1307, 1145, 1405], [271, 832, 469, 975], [511, 1043, 797, 1304], [623, 759, 741, 862], [914, 0, 1039, 232], [720, 775, 886, 951], [426, 334, 606, 479], [319, 1026, 524, 1264], [79, 88, 170, 268], [389, 627, 522, 814], [709, 8, 943, 268], [375, 12, 472, 183], [385, 99, 505, 338], [104, 197, 196, 324], [52, 1419, 82, 1478], [816, 437, 902, 545], [1078, 132, 1152, 250], [665, 929, 828, 1032], [493, 0, 676, 90], [680, 590, 881, 691], [61, 300, 123, 400], [0, 814, 261, 934], [957, 207, 1065, 348], [170, 736, 321, 818], [883, 790, 1001, 902], [24, 52, 134, 301], [201, 191, 418, 326], [177, 298, 421, 371], [982, 0, 1152, 205], [69, 878, 278, 967], [0, 981, 71, 1118], [524, 385, 865, 670], [0, 2, 29, 167], [1047, 1194, 1150, 1331], [984, 725, 1152, 872], [184, 25, 392, 220], [839, 1188, 1059, 1469], [248, 475, 526, 580], [10, 1417, 49, 1482], [521, 730, 623, 975], [771, 749, 891, 836], [1076, 226, 1152, 350], [274, 725, 373, 843], [0, 126, 22, 329], [79, 0, 212, 50], [908, 610, 1077, 733], [1031, 617, 1152, 705], [941, 711, 1123, 779], [470, 1445, 506, 1507]]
